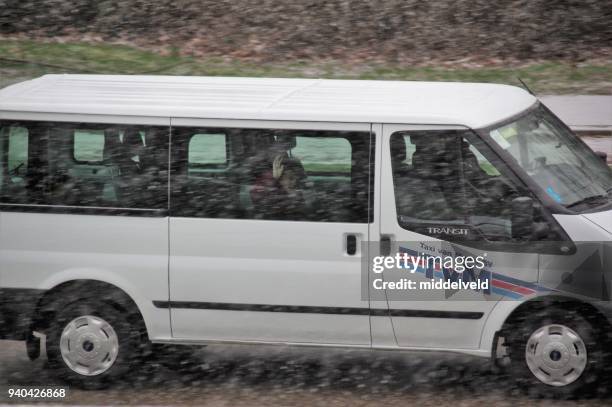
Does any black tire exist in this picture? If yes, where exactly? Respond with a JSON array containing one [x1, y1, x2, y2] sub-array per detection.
[[46, 299, 146, 389], [505, 307, 604, 398]]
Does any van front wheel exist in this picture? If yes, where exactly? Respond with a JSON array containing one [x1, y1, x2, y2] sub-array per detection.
[[506, 308, 603, 398], [46, 300, 144, 388]]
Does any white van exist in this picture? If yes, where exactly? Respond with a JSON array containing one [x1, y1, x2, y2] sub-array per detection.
[[1, 75, 611, 395]]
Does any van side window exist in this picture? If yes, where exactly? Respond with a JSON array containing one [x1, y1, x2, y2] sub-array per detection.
[[171, 128, 372, 222], [0, 121, 169, 211], [390, 131, 542, 243]]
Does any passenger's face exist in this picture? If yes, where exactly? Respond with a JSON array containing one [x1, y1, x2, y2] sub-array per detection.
[[280, 170, 298, 191]]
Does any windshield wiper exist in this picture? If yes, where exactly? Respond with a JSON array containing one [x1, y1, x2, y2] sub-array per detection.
[[566, 194, 609, 209]]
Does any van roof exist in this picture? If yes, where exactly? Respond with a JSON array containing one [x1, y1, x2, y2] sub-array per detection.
[[0, 74, 537, 128]]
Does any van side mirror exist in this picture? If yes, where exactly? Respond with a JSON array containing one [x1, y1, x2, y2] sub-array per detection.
[[595, 151, 607, 163], [511, 196, 534, 239]]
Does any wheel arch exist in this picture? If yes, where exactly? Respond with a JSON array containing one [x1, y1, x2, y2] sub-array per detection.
[[31, 279, 149, 340], [500, 295, 612, 336], [481, 294, 612, 357]]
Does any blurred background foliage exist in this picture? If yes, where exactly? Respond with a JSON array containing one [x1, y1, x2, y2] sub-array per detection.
[[0, 0, 611, 92]]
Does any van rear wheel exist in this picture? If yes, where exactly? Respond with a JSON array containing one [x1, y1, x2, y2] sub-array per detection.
[[46, 299, 144, 389], [505, 308, 603, 398]]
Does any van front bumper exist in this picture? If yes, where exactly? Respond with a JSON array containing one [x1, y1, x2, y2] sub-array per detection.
[[0, 288, 45, 340]]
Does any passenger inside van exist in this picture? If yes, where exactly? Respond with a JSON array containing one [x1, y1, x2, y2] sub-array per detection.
[[117, 129, 146, 175], [98, 129, 144, 206], [251, 154, 307, 220]]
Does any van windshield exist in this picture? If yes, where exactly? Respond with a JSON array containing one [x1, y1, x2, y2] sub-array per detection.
[[487, 105, 612, 211]]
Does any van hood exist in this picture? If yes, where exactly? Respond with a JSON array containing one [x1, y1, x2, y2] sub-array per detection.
[[583, 210, 612, 235]]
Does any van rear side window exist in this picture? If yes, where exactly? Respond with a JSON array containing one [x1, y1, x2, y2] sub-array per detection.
[[0, 121, 169, 211]]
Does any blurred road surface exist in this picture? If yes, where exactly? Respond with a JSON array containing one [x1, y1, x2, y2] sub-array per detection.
[[1, 340, 611, 406]]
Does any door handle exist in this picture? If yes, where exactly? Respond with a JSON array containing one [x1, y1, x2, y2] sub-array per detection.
[[346, 234, 357, 255], [380, 235, 392, 256]]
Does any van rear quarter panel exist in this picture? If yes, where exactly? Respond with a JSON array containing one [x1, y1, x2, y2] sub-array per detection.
[[0, 211, 171, 339]]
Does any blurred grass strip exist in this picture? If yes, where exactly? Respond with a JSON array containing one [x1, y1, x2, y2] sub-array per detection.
[[1, 39, 610, 94]]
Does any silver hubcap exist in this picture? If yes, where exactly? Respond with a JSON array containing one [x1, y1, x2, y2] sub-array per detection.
[[59, 315, 119, 376], [525, 324, 587, 387]]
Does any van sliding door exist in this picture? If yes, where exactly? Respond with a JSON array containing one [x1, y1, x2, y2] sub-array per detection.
[[167, 120, 374, 345]]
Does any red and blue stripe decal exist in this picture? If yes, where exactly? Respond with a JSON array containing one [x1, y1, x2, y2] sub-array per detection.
[[398, 246, 549, 299]]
